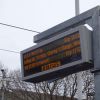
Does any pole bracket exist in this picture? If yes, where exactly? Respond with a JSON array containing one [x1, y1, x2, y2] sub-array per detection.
[[91, 68, 100, 73]]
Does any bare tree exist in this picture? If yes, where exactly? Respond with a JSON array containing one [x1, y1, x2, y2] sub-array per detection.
[[5, 70, 38, 100], [62, 74, 78, 100], [82, 70, 95, 100], [38, 81, 56, 100], [36, 78, 63, 100]]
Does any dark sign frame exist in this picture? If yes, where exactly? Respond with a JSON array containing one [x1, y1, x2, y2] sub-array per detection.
[[21, 26, 92, 83]]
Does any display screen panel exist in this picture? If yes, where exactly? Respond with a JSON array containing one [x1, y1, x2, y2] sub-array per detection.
[[22, 32, 81, 77]]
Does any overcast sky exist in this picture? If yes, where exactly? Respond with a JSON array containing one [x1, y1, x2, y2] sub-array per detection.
[[0, 0, 100, 70]]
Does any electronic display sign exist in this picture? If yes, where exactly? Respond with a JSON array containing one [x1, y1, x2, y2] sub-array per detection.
[[21, 26, 93, 83]]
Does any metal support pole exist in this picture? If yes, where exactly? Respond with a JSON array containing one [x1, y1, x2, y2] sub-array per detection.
[[1, 69, 6, 100], [75, 0, 83, 99], [77, 72, 84, 100], [92, 7, 100, 100], [75, 0, 80, 15]]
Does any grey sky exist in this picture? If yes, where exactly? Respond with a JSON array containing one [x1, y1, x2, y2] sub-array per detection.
[[0, 0, 100, 70]]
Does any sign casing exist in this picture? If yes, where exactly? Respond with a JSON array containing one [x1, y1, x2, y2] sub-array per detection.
[[21, 26, 93, 83]]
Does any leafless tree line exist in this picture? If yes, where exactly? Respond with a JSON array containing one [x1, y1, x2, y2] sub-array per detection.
[[0, 63, 94, 100]]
